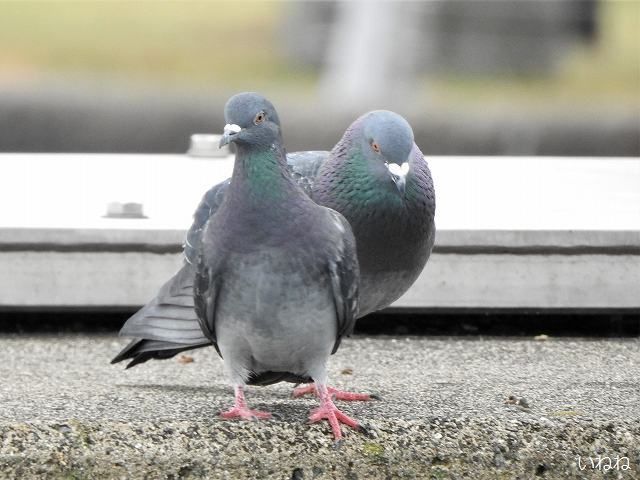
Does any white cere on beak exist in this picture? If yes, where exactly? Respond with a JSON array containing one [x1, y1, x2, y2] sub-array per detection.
[[223, 124, 242, 135], [386, 162, 410, 178]]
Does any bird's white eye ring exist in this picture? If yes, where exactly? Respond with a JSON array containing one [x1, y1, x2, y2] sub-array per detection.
[[254, 111, 266, 125]]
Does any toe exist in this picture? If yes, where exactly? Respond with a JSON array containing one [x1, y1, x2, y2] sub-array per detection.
[[220, 407, 272, 421], [334, 409, 359, 429], [328, 387, 377, 402], [292, 384, 315, 398]]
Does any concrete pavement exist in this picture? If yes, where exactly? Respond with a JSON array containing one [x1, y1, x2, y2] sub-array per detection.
[[0, 334, 638, 479]]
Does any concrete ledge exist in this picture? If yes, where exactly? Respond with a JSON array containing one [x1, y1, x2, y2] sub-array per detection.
[[4, 417, 637, 479], [1, 251, 639, 310], [2, 227, 640, 252], [1, 154, 639, 310]]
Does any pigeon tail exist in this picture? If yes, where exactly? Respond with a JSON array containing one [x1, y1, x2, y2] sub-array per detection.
[[112, 263, 212, 368], [247, 371, 312, 386], [111, 338, 211, 368]]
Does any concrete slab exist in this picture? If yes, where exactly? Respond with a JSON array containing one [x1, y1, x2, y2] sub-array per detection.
[[1, 154, 639, 230], [2, 250, 638, 309], [1, 154, 639, 310], [0, 334, 638, 478]]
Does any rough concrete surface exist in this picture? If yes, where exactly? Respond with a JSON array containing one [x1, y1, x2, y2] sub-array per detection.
[[0, 334, 638, 479]]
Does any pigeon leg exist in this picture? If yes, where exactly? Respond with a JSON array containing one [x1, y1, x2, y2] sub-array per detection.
[[308, 383, 361, 440], [293, 383, 376, 401], [220, 385, 271, 420]]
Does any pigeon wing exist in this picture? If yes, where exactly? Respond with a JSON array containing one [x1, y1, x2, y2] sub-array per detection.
[[193, 247, 223, 357], [184, 179, 230, 265], [325, 209, 360, 354], [286, 150, 329, 196]]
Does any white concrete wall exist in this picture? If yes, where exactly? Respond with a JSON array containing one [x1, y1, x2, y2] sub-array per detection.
[[1, 154, 638, 310]]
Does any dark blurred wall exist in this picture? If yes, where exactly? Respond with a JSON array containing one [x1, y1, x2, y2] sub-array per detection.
[[0, 85, 637, 156], [282, 0, 599, 75]]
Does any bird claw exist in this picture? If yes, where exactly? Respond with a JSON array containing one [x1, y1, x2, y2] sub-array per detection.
[[220, 406, 271, 421], [308, 403, 360, 440], [293, 384, 378, 402], [332, 390, 379, 402], [356, 423, 377, 438]]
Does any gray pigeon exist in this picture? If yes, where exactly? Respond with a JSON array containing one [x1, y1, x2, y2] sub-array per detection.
[[305, 110, 435, 316], [113, 110, 435, 400], [200, 111, 435, 317], [120, 92, 363, 439], [290, 111, 435, 400]]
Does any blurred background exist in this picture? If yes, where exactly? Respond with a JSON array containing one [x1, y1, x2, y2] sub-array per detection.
[[0, 0, 638, 156]]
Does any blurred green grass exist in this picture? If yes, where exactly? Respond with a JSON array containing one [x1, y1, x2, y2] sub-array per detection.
[[0, 1, 314, 92], [0, 0, 637, 106]]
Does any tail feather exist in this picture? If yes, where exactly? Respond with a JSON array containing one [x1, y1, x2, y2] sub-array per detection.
[[112, 263, 212, 368], [247, 371, 312, 386], [111, 338, 211, 368], [120, 307, 205, 343]]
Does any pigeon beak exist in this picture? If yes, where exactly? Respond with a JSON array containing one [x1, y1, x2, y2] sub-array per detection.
[[219, 123, 242, 148], [386, 162, 410, 196]]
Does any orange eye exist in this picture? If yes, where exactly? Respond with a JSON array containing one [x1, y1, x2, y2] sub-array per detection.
[[254, 112, 265, 125], [371, 141, 380, 153]]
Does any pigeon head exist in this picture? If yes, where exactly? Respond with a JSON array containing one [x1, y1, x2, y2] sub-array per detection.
[[359, 110, 415, 195], [219, 92, 282, 149]]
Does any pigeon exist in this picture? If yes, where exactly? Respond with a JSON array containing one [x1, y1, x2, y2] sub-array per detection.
[[118, 92, 363, 439], [113, 109, 435, 400], [302, 110, 436, 317], [290, 111, 436, 400]]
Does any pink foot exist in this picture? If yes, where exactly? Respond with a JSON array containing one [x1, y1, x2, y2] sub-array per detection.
[[309, 384, 362, 440], [220, 406, 271, 420], [220, 385, 271, 421], [293, 383, 378, 401]]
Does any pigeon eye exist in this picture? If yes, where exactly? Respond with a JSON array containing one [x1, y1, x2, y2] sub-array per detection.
[[371, 141, 380, 153], [254, 112, 266, 125]]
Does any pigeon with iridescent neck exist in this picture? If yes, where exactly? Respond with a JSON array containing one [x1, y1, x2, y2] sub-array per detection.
[[307, 110, 435, 317], [118, 92, 364, 440], [289, 110, 436, 400]]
